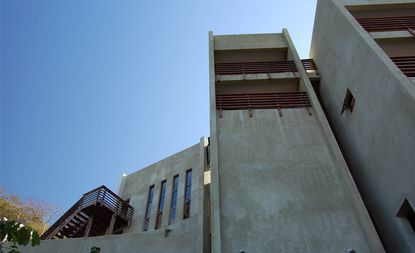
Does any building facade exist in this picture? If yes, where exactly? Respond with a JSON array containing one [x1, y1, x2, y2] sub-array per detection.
[[311, 0, 415, 252], [21, 0, 414, 252]]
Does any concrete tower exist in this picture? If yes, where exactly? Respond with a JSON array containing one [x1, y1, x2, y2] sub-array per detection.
[[208, 30, 384, 252], [311, 0, 415, 252]]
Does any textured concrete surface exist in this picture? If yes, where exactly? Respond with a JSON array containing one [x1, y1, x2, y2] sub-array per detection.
[[21, 229, 198, 253], [121, 143, 203, 235], [213, 33, 287, 50], [210, 31, 384, 253], [311, 0, 415, 252], [216, 109, 380, 253]]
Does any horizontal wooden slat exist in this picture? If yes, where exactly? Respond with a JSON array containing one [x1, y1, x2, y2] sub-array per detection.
[[356, 15, 415, 32], [216, 92, 311, 111], [215, 61, 297, 75], [391, 56, 415, 77]]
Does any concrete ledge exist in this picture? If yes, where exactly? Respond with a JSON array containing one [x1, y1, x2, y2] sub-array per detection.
[[371, 30, 414, 40]]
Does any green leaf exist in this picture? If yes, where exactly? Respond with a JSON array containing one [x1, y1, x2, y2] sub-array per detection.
[[16, 228, 30, 246], [31, 231, 40, 246]]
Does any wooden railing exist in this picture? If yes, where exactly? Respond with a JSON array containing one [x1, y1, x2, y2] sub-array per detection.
[[80, 185, 134, 223], [41, 185, 133, 240], [356, 15, 415, 32], [215, 61, 297, 76], [301, 59, 319, 74], [216, 92, 311, 111], [391, 56, 415, 77]]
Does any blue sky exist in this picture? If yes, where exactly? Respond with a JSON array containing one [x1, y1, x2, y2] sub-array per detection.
[[1, 0, 317, 213]]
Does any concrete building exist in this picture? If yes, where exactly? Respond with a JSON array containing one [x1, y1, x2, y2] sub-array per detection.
[[310, 0, 415, 252], [21, 0, 414, 252]]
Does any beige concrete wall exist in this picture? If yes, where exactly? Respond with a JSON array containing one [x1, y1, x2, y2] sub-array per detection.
[[216, 109, 380, 253], [214, 48, 287, 63], [310, 0, 415, 252], [21, 228, 199, 253], [213, 33, 287, 50], [210, 30, 384, 253], [120, 143, 203, 234]]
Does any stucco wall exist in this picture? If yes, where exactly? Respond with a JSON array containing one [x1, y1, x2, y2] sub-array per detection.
[[311, 0, 415, 252], [21, 228, 198, 253], [120, 143, 203, 234], [216, 108, 379, 253]]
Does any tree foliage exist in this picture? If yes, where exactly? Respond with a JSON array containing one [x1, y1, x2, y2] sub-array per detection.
[[0, 188, 60, 235], [0, 219, 40, 253]]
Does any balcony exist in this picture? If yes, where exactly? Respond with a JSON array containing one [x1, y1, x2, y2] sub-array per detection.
[[216, 92, 311, 117], [41, 185, 134, 240], [391, 56, 415, 77], [355, 15, 415, 33], [215, 61, 298, 81]]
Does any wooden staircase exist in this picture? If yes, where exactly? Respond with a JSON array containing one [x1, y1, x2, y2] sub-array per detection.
[[41, 185, 134, 240]]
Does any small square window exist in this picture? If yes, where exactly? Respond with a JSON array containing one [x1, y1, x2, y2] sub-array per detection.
[[341, 88, 356, 115], [397, 199, 415, 233]]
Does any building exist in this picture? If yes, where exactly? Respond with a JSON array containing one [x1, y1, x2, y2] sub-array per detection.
[[311, 0, 415, 252], [21, 0, 414, 252]]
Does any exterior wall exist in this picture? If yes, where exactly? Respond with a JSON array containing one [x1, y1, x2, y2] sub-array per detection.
[[22, 139, 210, 253], [310, 0, 415, 252], [120, 142, 204, 235], [209, 31, 384, 253], [22, 229, 199, 253]]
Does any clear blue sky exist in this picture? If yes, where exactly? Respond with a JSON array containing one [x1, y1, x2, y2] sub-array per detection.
[[1, 0, 317, 213]]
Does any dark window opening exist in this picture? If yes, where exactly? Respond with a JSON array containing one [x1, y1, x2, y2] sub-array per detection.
[[341, 88, 356, 115], [155, 180, 167, 229], [143, 185, 155, 231], [397, 199, 415, 232], [169, 175, 179, 224], [183, 169, 192, 219]]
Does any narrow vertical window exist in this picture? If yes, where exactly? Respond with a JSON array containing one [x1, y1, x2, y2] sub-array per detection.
[[169, 175, 179, 224], [183, 169, 192, 219], [143, 185, 154, 231], [155, 180, 166, 229]]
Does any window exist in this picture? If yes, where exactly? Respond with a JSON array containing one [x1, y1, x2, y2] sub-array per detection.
[[183, 169, 192, 219], [341, 88, 356, 115], [169, 175, 179, 224], [397, 199, 415, 233], [155, 180, 166, 229], [143, 185, 154, 231]]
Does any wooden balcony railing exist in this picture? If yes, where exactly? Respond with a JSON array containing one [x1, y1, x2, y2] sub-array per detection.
[[41, 185, 133, 240], [391, 56, 415, 77], [301, 59, 319, 75], [215, 61, 297, 76], [80, 185, 134, 222], [216, 92, 311, 111], [356, 15, 415, 32]]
